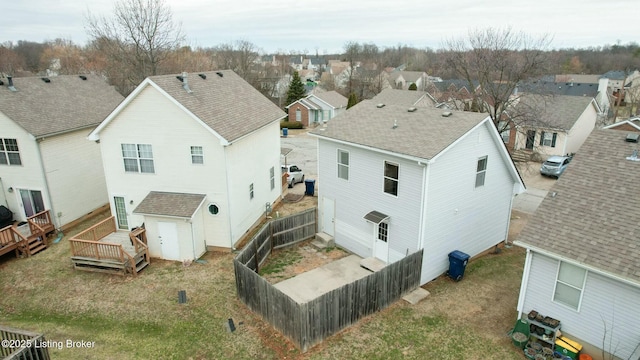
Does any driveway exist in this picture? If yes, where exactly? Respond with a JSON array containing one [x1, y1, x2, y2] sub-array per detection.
[[513, 162, 557, 213], [281, 128, 318, 195]]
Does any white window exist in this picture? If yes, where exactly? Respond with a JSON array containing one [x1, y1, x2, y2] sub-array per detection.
[[383, 161, 399, 196], [191, 146, 203, 164], [475, 156, 487, 188], [270, 167, 275, 190], [249, 183, 254, 200], [295, 108, 301, 121], [540, 131, 557, 147], [553, 262, 587, 310], [0, 138, 22, 165], [337, 149, 349, 180], [122, 144, 155, 173], [378, 222, 388, 242]]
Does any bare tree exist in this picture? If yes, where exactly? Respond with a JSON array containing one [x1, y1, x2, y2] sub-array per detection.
[[0, 43, 26, 76], [443, 27, 552, 134], [86, 0, 184, 94], [212, 40, 261, 79]]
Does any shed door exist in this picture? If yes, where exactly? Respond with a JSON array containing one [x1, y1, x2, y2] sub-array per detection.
[[158, 222, 180, 261]]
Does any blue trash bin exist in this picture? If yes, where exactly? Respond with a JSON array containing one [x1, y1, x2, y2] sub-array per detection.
[[282, 128, 288, 137], [448, 250, 470, 281], [304, 179, 315, 196]]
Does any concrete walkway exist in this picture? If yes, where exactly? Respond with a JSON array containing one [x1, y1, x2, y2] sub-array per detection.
[[273, 255, 371, 303]]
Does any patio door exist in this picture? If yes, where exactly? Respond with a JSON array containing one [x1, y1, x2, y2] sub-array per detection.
[[321, 197, 335, 236], [158, 221, 180, 261], [19, 189, 45, 217], [113, 196, 128, 230], [525, 130, 536, 150], [374, 221, 389, 262]]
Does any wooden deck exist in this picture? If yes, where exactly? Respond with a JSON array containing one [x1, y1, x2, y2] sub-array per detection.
[[0, 325, 50, 359], [69, 216, 149, 276], [0, 210, 55, 258]]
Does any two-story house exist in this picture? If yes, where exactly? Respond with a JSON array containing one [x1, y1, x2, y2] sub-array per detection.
[[0, 75, 123, 230], [88, 70, 286, 261], [310, 101, 524, 285]]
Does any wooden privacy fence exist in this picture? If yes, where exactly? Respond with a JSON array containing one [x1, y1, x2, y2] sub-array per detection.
[[234, 209, 423, 351]]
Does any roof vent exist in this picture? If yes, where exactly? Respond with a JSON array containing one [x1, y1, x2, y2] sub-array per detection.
[[441, 111, 453, 117], [627, 149, 640, 162], [626, 133, 639, 143], [181, 72, 193, 94], [79, 75, 87, 80], [407, 107, 417, 112], [376, 103, 385, 108], [0, 80, 3, 86], [392, 119, 398, 129], [216, 72, 224, 77], [176, 75, 184, 82], [7, 76, 16, 92], [198, 73, 206, 80], [41, 77, 51, 83]]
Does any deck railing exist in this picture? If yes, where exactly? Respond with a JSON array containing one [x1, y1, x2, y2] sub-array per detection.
[[69, 240, 125, 262], [27, 210, 54, 236], [71, 216, 116, 242], [0, 325, 50, 359], [0, 225, 32, 257]]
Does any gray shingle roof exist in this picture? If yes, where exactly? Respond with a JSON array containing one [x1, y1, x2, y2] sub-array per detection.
[[148, 70, 286, 142], [313, 91, 347, 108], [310, 101, 487, 160], [0, 75, 123, 137], [515, 130, 640, 285], [371, 89, 428, 107], [133, 191, 206, 218], [517, 95, 595, 131]]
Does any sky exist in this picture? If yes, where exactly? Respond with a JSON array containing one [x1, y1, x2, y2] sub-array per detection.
[[1, 0, 638, 54]]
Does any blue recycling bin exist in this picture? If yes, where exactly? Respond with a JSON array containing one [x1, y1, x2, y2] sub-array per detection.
[[304, 179, 315, 196], [282, 128, 288, 137], [448, 250, 470, 281]]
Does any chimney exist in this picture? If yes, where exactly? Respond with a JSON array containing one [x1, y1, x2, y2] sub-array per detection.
[[7, 76, 16, 92]]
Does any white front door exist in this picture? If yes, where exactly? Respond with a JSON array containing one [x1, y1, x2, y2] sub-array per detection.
[[373, 222, 389, 262], [158, 222, 180, 261], [321, 197, 335, 236]]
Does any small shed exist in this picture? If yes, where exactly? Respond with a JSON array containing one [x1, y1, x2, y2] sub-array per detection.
[[133, 192, 207, 261]]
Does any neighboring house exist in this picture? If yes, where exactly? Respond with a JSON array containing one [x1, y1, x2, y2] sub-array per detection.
[[388, 71, 428, 90], [603, 117, 640, 132], [88, 70, 286, 261], [428, 79, 480, 110], [310, 101, 524, 285], [511, 95, 599, 158], [286, 91, 348, 127], [0, 74, 123, 229], [371, 88, 437, 108], [515, 130, 640, 360]]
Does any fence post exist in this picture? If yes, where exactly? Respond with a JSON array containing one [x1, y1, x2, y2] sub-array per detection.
[[254, 238, 259, 273]]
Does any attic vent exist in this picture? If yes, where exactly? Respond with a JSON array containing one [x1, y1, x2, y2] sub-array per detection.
[[626, 133, 640, 143], [441, 111, 453, 117], [216, 72, 223, 77], [376, 103, 385, 108], [176, 75, 184, 82], [407, 107, 417, 112], [0, 80, 3, 86], [198, 73, 206, 79], [79, 75, 87, 80], [41, 77, 51, 83]]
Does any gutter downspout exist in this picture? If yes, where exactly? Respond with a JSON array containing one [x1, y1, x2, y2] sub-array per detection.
[[223, 145, 235, 250], [0, 177, 8, 207], [516, 248, 533, 319], [417, 161, 429, 252], [190, 218, 197, 260], [504, 183, 517, 245], [36, 139, 60, 230]]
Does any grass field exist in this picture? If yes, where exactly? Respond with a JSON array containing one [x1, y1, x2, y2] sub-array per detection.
[[0, 208, 529, 359]]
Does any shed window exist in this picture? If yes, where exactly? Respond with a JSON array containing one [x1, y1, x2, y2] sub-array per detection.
[[249, 183, 254, 200]]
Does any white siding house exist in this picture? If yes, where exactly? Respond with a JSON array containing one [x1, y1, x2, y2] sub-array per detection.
[[515, 130, 640, 360], [311, 101, 524, 285], [0, 75, 123, 229], [88, 70, 286, 261]]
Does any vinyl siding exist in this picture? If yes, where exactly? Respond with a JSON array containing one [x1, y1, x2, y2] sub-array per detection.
[[0, 113, 51, 222], [317, 139, 423, 263], [521, 252, 640, 359], [39, 129, 108, 227], [98, 86, 231, 247], [421, 122, 514, 284]]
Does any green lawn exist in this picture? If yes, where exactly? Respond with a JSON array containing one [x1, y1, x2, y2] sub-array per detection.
[[1, 214, 528, 359]]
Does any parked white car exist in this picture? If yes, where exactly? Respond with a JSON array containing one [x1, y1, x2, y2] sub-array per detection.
[[281, 164, 304, 187]]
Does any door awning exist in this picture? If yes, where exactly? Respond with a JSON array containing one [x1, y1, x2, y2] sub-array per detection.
[[363, 210, 390, 224]]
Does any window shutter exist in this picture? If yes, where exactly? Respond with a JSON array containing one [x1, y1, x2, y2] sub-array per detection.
[[539, 131, 545, 146], [551, 133, 557, 147]]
